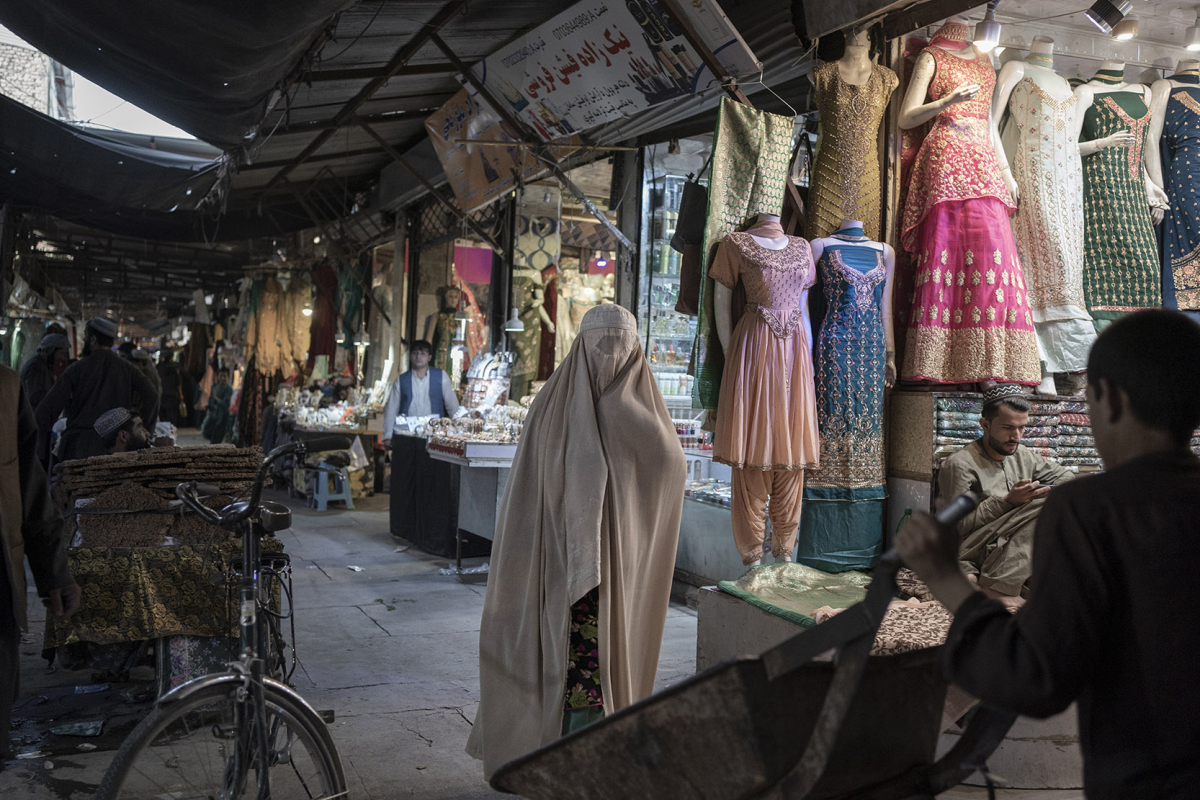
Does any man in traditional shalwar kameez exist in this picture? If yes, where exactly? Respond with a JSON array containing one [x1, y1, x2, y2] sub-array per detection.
[[937, 384, 1072, 607]]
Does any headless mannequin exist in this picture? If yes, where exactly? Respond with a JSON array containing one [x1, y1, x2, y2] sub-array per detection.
[[714, 214, 813, 354], [808, 27, 874, 163], [715, 212, 813, 566], [1145, 58, 1200, 220], [1076, 60, 1170, 221], [992, 36, 1106, 395], [809, 218, 897, 385], [898, 16, 1018, 200]]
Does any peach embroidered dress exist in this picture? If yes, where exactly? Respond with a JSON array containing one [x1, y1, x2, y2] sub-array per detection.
[[899, 44, 1040, 385], [710, 232, 820, 470]]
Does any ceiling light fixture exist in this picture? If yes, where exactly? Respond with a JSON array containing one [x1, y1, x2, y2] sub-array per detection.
[[1112, 14, 1138, 40], [1187, 15, 1200, 50], [974, 0, 1002, 53], [1085, 0, 1132, 34]]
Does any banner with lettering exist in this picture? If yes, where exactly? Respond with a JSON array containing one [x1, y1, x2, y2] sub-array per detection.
[[424, 89, 543, 212], [469, 0, 759, 141]]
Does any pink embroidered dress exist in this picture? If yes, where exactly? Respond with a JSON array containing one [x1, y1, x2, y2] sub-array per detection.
[[899, 43, 1040, 385], [709, 233, 820, 470]]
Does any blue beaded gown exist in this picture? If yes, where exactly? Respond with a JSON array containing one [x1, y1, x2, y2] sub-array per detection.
[[1160, 73, 1200, 316], [798, 228, 888, 572]]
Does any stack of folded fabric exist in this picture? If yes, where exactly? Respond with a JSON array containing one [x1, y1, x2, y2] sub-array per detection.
[[1024, 399, 1062, 461], [1055, 401, 1100, 467], [933, 396, 982, 468]]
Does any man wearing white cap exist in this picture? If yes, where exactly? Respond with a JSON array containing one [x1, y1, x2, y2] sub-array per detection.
[[936, 384, 1074, 608], [94, 408, 151, 455], [34, 318, 156, 464]]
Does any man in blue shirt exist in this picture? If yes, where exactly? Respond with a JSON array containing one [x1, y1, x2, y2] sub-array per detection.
[[382, 340, 460, 444]]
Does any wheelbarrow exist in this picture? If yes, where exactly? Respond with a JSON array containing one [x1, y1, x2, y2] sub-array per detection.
[[492, 493, 1015, 800]]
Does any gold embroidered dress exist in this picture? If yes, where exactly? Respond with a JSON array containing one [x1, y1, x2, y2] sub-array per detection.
[[806, 61, 898, 241], [1160, 74, 1200, 311], [899, 44, 1040, 385]]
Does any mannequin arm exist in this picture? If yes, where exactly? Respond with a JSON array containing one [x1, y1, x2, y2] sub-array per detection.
[[1075, 86, 1136, 157], [714, 283, 733, 352], [882, 244, 897, 387], [898, 52, 981, 130], [1144, 79, 1170, 189], [990, 61, 1023, 202]]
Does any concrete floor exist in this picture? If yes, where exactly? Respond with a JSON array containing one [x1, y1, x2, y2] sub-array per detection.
[[0, 435, 1083, 798]]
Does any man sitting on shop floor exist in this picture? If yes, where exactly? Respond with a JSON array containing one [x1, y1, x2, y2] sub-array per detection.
[[937, 384, 1073, 608], [95, 408, 152, 455], [382, 340, 460, 446], [896, 309, 1200, 798]]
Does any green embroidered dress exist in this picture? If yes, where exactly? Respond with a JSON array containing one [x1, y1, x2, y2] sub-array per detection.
[[1079, 85, 1162, 326]]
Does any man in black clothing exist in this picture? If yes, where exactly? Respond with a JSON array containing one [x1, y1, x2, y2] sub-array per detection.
[[34, 318, 156, 465], [897, 309, 1200, 798], [0, 364, 79, 759], [18, 333, 70, 413]]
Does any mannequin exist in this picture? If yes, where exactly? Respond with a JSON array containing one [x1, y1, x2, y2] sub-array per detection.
[[798, 218, 895, 571], [895, 17, 1040, 387], [1146, 58, 1200, 313], [805, 26, 899, 240], [990, 36, 1100, 397], [709, 211, 818, 567], [714, 215, 801, 350], [1075, 61, 1167, 328]]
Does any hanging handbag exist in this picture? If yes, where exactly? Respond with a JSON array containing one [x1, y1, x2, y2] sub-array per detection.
[[672, 153, 713, 317]]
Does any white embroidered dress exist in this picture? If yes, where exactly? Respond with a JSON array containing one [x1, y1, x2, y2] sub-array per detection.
[[1002, 64, 1096, 373]]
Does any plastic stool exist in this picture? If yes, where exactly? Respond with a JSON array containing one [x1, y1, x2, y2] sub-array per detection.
[[311, 463, 355, 511]]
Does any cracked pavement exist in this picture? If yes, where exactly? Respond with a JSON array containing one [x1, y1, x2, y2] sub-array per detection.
[[0, 488, 700, 798]]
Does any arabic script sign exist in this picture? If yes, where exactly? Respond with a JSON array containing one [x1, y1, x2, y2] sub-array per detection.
[[470, 0, 758, 141], [424, 89, 545, 213]]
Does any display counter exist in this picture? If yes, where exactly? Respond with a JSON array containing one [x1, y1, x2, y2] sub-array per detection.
[[388, 432, 496, 561]]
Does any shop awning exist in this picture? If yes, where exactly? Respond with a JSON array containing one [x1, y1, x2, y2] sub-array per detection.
[[0, 93, 224, 218], [0, 0, 355, 151]]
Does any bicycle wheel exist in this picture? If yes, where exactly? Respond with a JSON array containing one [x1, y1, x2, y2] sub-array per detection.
[[97, 677, 345, 799]]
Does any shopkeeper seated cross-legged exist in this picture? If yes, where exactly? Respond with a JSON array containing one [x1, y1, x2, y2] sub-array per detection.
[[382, 340, 460, 446], [897, 309, 1200, 799], [937, 384, 1073, 609]]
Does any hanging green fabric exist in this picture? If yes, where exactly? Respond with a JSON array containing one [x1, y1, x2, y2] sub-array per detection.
[[693, 98, 795, 409], [336, 258, 366, 344]]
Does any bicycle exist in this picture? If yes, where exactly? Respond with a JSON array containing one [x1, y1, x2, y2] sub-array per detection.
[[98, 438, 352, 799]]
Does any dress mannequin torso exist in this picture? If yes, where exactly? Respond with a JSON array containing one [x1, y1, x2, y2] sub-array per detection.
[[1147, 60, 1200, 310], [1075, 61, 1165, 324], [990, 38, 1098, 391], [714, 214, 812, 352]]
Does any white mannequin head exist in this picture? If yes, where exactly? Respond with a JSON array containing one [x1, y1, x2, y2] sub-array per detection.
[[1029, 35, 1054, 56], [1099, 59, 1126, 73], [846, 26, 870, 50], [1177, 59, 1200, 73]]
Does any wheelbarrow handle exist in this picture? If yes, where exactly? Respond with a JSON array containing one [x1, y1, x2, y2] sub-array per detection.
[[876, 490, 982, 572]]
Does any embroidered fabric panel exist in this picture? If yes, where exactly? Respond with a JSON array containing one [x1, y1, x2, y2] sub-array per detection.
[[1162, 87, 1200, 310], [724, 232, 816, 311], [807, 244, 888, 490], [807, 61, 898, 241], [1006, 73, 1090, 319], [693, 99, 796, 409], [900, 45, 1015, 254], [1080, 91, 1162, 317]]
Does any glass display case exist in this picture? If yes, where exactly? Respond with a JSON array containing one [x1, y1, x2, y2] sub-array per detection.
[[639, 140, 710, 420]]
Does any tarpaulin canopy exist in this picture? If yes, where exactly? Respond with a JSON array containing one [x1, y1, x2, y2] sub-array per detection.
[[0, 0, 355, 150]]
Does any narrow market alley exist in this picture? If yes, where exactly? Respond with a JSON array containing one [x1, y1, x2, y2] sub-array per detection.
[[0, 488, 700, 799]]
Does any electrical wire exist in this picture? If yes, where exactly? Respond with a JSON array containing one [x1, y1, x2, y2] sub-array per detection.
[[319, 1, 386, 65]]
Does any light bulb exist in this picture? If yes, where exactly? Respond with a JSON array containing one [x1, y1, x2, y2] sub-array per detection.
[[1187, 17, 1200, 51], [1112, 15, 1138, 40]]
